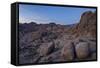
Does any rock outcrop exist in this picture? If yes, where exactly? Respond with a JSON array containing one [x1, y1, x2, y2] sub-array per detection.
[[19, 11, 97, 64], [61, 42, 75, 61], [37, 42, 55, 56], [68, 11, 96, 38], [75, 42, 90, 59]]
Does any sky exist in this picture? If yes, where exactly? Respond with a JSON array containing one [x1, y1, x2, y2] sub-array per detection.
[[19, 4, 96, 25]]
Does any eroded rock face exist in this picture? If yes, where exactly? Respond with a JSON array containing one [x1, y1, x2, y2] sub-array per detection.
[[75, 42, 90, 59], [61, 42, 75, 61], [37, 42, 55, 56], [68, 11, 96, 38]]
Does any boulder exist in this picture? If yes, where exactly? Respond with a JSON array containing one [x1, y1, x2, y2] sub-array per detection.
[[38, 42, 55, 56], [75, 42, 90, 59], [89, 42, 96, 53], [61, 42, 75, 61], [54, 38, 72, 49], [91, 52, 97, 60]]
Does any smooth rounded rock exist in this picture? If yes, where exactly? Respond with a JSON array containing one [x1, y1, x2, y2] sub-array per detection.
[[61, 42, 75, 61], [75, 42, 90, 59]]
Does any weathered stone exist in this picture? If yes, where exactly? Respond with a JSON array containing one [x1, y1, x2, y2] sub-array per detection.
[[61, 42, 75, 61], [89, 42, 96, 53], [39, 50, 66, 63], [75, 42, 90, 59], [38, 42, 54, 56]]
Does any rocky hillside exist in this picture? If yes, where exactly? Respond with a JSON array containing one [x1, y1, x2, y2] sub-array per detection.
[[19, 11, 97, 64], [68, 11, 96, 38]]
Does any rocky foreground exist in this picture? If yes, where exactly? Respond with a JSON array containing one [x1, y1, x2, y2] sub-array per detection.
[[19, 11, 97, 64]]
